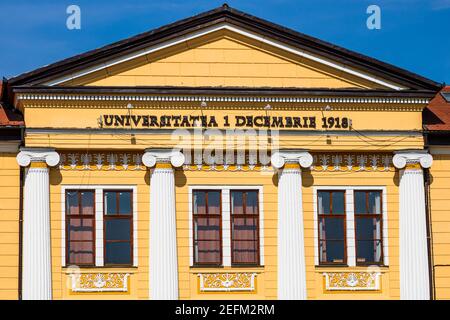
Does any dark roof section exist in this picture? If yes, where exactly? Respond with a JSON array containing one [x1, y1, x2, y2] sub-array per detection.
[[8, 4, 442, 91], [0, 81, 24, 128], [424, 86, 450, 132], [13, 85, 438, 98]]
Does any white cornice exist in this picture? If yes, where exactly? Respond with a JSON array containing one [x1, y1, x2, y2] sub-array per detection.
[[16, 93, 430, 105]]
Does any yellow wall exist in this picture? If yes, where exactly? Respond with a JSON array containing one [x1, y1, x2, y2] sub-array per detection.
[[0, 153, 20, 300], [429, 154, 450, 300]]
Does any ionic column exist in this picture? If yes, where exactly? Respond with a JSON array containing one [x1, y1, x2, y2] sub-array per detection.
[[393, 150, 433, 300], [16, 148, 60, 300], [271, 150, 313, 300], [143, 149, 185, 300]]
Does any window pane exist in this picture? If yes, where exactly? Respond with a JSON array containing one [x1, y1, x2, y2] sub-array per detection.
[[195, 217, 220, 241], [356, 240, 382, 264], [246, 191, 258, 215], [193, 191, 206, 215], [80, 191, 94, 215], [69, 241, 94, 265], [68, 218, 94, 241], [105, 219, 131, 241], [232, 217, 257, 240], [320, 240, 345, 264], [194, 214, 221, 264], [194, 240, 221, 264], [231, 191, 244, 215], [105, 242, 131, 265], [332, 192, 345, 214], [368, 191, 381, 214], [118, 191, 132, 215], [356, 217, 381, 240], [232, 240, 258, 264], [104, 192, 117, 215], [354, 191, 367, 214], [319, 217, 345, 240], [208, 191, 221, 215], [318, 192, 330, 214], [66, 191, 79, 215]]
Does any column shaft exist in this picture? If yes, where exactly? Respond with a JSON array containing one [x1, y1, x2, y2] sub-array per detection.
[[394, 151, 433, 300], [277, 165, 307, 300], [399, 168, 430, 300], [149, 164, 179, 299]]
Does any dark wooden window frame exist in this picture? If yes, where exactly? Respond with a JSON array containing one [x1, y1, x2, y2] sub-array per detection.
[[192, 190, 223, 267], [103, 190, 134, 267], [317, 190, 347, 266], [230, 190, 260, 266], [65, 190, 96, 266], [354, 190, 384, 266]]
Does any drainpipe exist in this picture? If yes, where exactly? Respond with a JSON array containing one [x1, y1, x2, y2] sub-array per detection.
[[423, 132, 435, 300], [18, 125, 24, 300], [423, 167, 434, 300]]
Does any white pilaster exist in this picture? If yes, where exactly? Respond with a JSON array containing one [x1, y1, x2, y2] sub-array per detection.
[[271, 150, 313, 300], [393, 150, 433, 300], [17, 148, 60, 300], [143, 149, 185, 300]]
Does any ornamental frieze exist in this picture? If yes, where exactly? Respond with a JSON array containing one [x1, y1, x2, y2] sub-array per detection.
[[69, 273, 130, 292], [323, 272, 381, 291], [57, 151, 393, 172], [198, 273, 257, 292]]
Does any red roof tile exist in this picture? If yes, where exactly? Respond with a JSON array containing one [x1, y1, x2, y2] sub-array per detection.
[[0, 103, 24, 127], [424, 86, 450, 131]]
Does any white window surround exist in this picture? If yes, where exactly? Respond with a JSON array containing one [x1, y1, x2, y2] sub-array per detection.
[[61, 185, 138, 267], [188, 185, 265, 267], [313, 186, 389, 267]]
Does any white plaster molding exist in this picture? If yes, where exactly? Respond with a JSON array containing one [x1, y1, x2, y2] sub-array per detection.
[[271, 150, 313, 169], [17, 148, 60, 167], [198, 273, 257, 292], [69, 272, 130, 292], [16, 93, 430, 105], [142, 148, 185, 168], [323, 272, 381, 291], [393, 150, 433, 169], [394, 150, 431, 300]]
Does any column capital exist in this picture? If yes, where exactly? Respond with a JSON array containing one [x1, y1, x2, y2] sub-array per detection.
[[393, 150, 433, 169], [17, 148, 60, 167], [142, 148, 185, 168], [271, 150, 313, 169]]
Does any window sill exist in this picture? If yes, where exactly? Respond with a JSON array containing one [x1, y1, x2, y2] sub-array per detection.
[[62, 266, 138, 270], [190, 266, 265, 273]]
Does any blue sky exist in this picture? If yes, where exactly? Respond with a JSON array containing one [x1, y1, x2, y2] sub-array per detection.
[[0, 0, 449, 84]]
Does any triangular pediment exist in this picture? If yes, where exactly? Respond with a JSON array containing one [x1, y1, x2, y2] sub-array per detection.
[[8, 5, 440, 92], [68, 30, 383, 89]]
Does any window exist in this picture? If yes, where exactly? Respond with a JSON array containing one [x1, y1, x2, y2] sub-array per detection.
[[317, 191, 346, 265], [193, 191, 222, 265], [104, 191, 133, 266], [231, 190, 259, 265], [66, 190, 95, 265], [354, 191, 383, 265]]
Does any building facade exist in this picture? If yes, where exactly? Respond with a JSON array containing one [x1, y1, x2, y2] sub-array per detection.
[[424, 87, 450, 300], [0, 5, 447, 300]]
